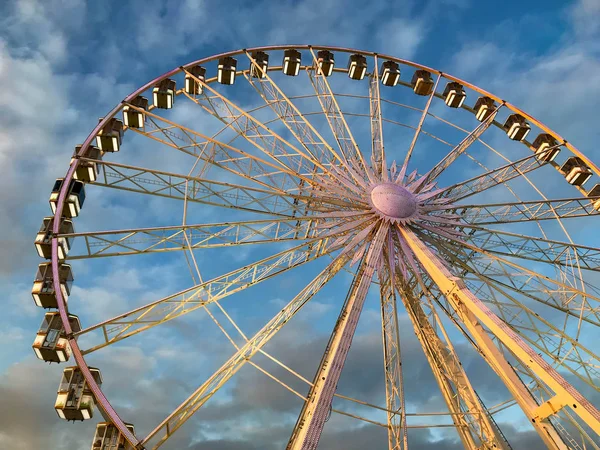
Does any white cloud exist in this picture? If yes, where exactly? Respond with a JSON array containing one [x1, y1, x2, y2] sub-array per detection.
[[375, 18, 425, 60]]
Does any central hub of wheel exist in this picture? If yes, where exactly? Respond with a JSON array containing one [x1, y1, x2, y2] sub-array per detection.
[[370, 182, 417, 219]]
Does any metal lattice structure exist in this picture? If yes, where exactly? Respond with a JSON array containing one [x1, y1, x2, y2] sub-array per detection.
[[33, 45, 600, 450]]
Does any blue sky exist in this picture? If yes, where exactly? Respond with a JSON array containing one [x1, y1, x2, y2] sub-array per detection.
[[1, 0, 599, 449]]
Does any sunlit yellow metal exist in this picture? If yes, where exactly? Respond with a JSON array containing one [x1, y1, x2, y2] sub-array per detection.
[[534, 395, 569, 422], [395, 274, 504, 450], [400, 226, 600, 445]]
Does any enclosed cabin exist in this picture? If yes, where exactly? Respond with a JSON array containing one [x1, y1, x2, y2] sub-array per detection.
[[35, 216, 74, 260], [32, 312, 80, 362], [249, 51, 269, 78], [217, 56, 237, 85], [55, 366, 102, 421], [561, 157, 593, 186], [473, 96, 497, 122], [71, 145, 103, 183], [381, 60, 400, 87], [123, 96, 148, 128], [443, 82, 466, 108], [32, 262, 73, 308], [96, 118, 124, 152], [411, 70, 434, 96], [587, 184, 600, 211], [532, 133, 561, 162], [153, 79, 176, 109], [347, 54, 367, 81], [184, 65, 206, 95], [49, 178, 86, 218], [504, 114, 530, 141], [316, 50, 334, 77], [92, 423, 135, 450], [283, 49, 301, 76]]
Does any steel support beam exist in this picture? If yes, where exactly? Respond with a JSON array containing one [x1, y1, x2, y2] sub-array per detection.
[[379, 253, 407, 449], [287, 223, 388, 450], [400, 226, 599, 447]]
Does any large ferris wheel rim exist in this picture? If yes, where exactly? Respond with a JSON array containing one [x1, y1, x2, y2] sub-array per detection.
[[49, 44, 595, 449]]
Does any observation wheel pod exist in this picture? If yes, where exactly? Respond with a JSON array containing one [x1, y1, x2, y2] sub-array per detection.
[[532, 133, 561, 162], [96, 118, 124, 152], [347, 53, 367, 80], [55, 366, 102, 421], [588, 184, 600, 211], [249, 51, 269, 78], [473, 96, 497, 121], [50, 178, 85, 218], [411, 69, 434, 95], [380, 60, 400, 87], [32, 262, 73, 308], [217, 56, 237, 85], [123, 96, 148, 128], [91, 422, 135, 450], [443, 81, 466, 108], [504, 113, 531, 141], [283, 49, 301, 76], [32, 312, 80, 363], [562, 156, 593, 186], [152, 79, 176, 109], [184, 65, 206, 95], [71, 145, 104, 183], [316, 49, 334, 77], [71, 145, 103, 183], [35, 216, 74, 260]]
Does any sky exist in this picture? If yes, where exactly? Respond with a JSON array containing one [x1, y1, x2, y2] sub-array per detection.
[[1, 0, 600, 449]]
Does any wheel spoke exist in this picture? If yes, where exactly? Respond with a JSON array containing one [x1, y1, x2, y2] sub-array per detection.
[[455, 197, 600, 224], [76, 236, 343, 354], [63, 216, 346, 259], [90, 159, 312, 216], [369, 56, 387, 179], [418, 103, 502, 188], [401, 74, 440, 175], [127, 104, 305, 193], [140, 250, 352, 449], [455, 225, 600, 272], [182, 69, 330, 188], [306, 48, 374, 184], [243, 52, 346, 171], [433, 152, 548, 202]]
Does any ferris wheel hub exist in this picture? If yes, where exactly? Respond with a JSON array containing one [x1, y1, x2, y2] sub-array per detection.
[[369, 182, 417, 219]]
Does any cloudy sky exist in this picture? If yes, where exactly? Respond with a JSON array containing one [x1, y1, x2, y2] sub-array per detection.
[[1, 0, 599, 449]]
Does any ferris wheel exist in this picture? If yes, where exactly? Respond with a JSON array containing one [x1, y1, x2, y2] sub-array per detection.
[[32, 45, 600, 449]]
